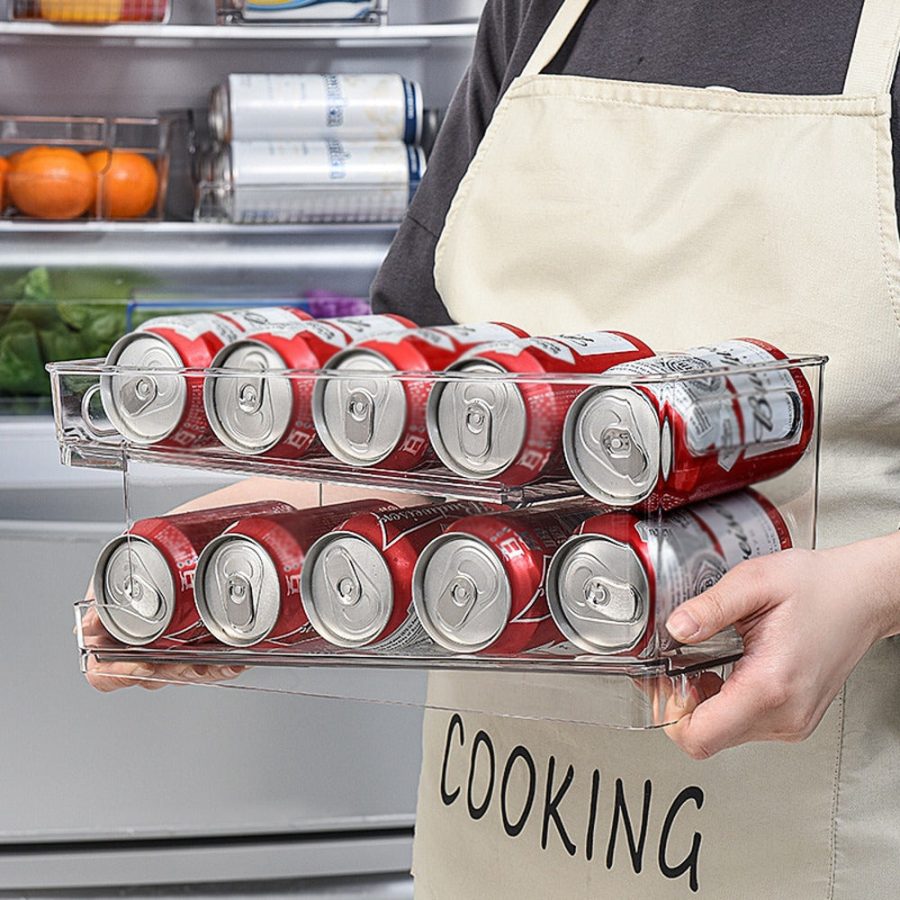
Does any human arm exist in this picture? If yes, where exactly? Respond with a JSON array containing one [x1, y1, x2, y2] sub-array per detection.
[[663, 531, 900, 758]]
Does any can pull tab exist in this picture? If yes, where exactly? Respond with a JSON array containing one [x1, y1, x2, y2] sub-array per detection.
[[435, 572, 479, 630], [322, 546, 377, 626], [459, 398, 492, 459], [119, 376, 159, 416], [582, 575, 641, 624], [600, 424, 648, 479], [344, 388, 375, 445], [236, 378, 265, 416], [108, 558, 165, 623], [224, 573, 256, 631]]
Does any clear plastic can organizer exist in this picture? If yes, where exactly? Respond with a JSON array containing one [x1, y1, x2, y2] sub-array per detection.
[[48, 314, 826, 729]]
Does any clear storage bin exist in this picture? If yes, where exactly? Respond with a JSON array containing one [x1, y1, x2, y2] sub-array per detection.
[[195, 141, 423, 225], [49, 345, 826, 729], [8, 0, 170, 23], [216, 0, 387, 26], [0, 114, 169, 222]]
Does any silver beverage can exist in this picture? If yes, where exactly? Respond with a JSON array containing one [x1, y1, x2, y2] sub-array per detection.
[[546, 491, 792, 656], [562, 340, 811, 508], [209, 73, 422, 145], [213, 140, 425, 224], [204, 315, 414, 456], [231, 0, 386, 23], [93, 536, 177, 647], [301, 501, 488, 649], [101, 307, 311, 447]]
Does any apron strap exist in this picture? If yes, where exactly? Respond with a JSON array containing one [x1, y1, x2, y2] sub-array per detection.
[[843, 0, 900, 96], [520, 0, 595, 78]]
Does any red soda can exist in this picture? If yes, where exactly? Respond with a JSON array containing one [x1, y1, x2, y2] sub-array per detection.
[[427, 331, 654, 486], [301, 500, 497, 649], [205, 314, 416, 457], [101, 306, 312, 448], [547, 490, 792, 656], [121, 0, 169, 22], [412, 501, 603, 654], [312, 322, 529, 470], [92, 499, 296, 648], [563, 338, 815, 510], [193, 499, 397, 648]]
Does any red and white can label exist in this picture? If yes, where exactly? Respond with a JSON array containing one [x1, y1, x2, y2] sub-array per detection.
[[635, 492, 789, 618]]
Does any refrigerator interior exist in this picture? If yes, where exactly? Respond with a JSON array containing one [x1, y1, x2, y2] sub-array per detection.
[[0, 0, 484, 891]]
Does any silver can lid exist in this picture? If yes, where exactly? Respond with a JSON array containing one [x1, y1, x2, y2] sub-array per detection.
[[313, 349, 406, 466], [208, 83, 230, 144], [101, 332, 187, 445], [546, 534, 649, 653], [301, 533, 394, 648], [194, 534, 281, 647], [412, 533, 510, 653], [93, 536, 174, 646], [205, 340, 293, 455], [427, 361, 526, 479], [564, 386, 663, 506]]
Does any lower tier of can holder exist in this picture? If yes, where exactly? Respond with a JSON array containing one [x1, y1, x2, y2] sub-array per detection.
[[75, 600, 742, 730]]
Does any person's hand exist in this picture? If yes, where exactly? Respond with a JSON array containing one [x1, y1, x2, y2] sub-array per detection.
[[80, 604, 245, 693], [663, 534, 900, 759]]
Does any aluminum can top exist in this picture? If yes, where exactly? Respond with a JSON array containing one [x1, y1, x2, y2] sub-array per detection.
[[101, 332, 187, 444], [313, 349, 408, 465], [93, 536, 175, 646], [301, 532, 394, 647], [428, 359, 528, 479], [208, 82, 229, 144], [206, 339, 294, 454], [194, 533, 283, 646], [546, 532, 650, 653], [412, 533, 512, 653], [564, 385, 664, 506]]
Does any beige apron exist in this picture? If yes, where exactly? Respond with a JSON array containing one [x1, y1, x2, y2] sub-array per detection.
[[413, 0, 900, 896]]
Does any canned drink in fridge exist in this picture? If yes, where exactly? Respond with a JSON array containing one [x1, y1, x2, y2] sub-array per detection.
[[194, 499, 395, 648], [301, 501, 497, 650], [312, 323, 529, 470], [233, 0, 385, 22], [101, 306, 312, 448], [412, 502, 602, 654], [205, 314, 416, 457], [563, 338, 815, 509], [210, 74, 423, 145], [546, 490, 792, 656], [92, 500, 296, 648], [212, 140, 425, 225], [427, 331, 654, 486]]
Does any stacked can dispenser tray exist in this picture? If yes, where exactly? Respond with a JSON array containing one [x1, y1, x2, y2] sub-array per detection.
[[51, 344, 826, 730]]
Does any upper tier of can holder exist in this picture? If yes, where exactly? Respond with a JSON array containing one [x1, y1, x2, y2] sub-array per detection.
[[48, 347, 826, 510]]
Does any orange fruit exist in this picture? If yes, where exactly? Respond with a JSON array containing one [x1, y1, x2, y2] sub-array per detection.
[[86, 150, 159, 219], [7, 146, 95, 220], [0, 157, 9, 212], [40, 0, 123, 22]]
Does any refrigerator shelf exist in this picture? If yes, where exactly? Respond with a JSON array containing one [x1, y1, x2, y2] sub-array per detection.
[[76, 600, 742, 730], [0, 19, 478, 47]]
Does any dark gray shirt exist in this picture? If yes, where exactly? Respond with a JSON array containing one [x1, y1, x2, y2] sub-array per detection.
[[372, 0, 900, 325]]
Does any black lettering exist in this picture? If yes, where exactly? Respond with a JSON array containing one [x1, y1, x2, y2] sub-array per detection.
[[585, 768, 601, 862], [541, 755, 577, 856], [500, 745, 537, 837], [606, 778, 652, 873], [659, 786, 704, 893], [440, 714, 464, 807], [466, 730, 495, 820]]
